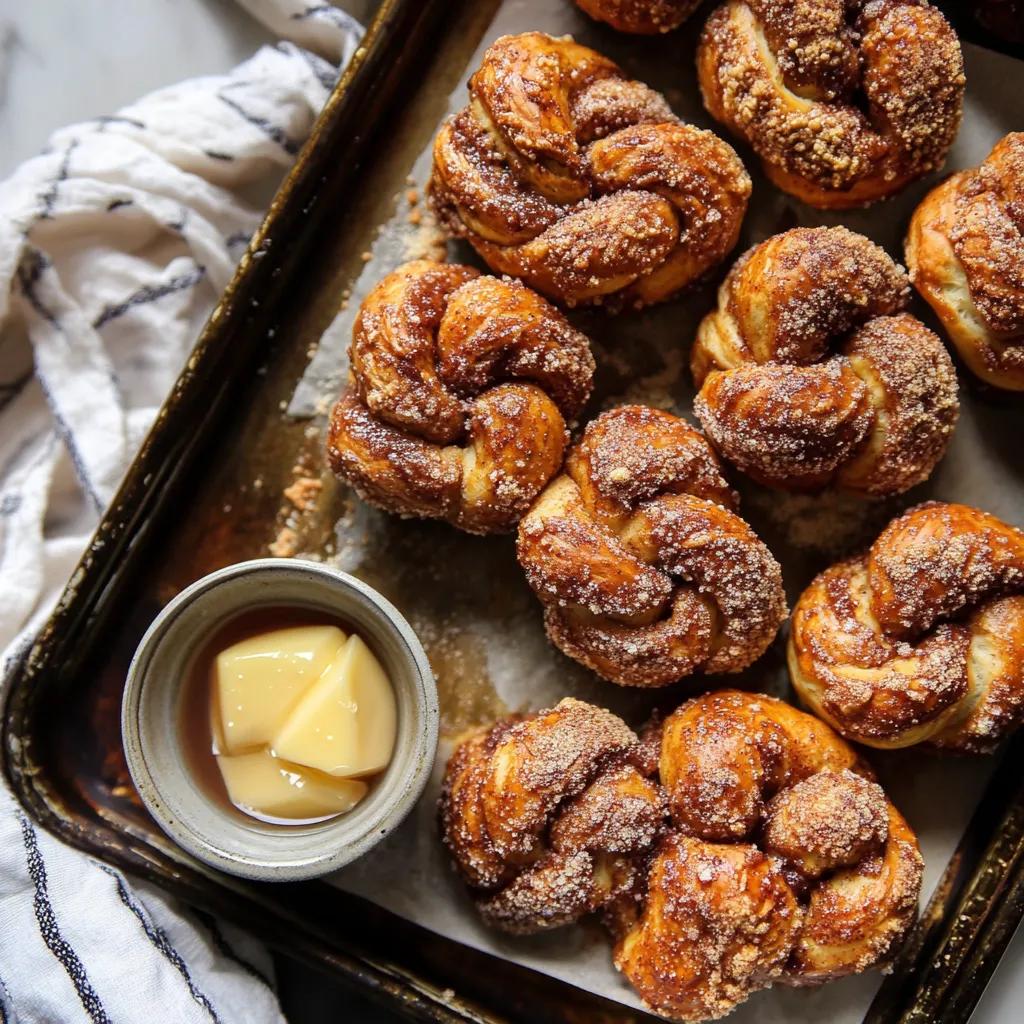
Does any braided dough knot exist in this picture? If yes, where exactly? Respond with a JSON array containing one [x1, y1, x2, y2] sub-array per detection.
[[439, 698, 665, 933], [907, 132, 1024, 391], [574, 0, 703, 34], [697, 0, 965, 208], [326, 260, 595, 534], [692, 227, 959, 496], [429, 32, 751, 309], [790, 501, 1024, 751], [615, 691, 923, 1021], [517, 406, 787, 687]]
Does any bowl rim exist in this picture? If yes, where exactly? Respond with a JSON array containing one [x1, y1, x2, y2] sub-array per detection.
[[121, 558, 438, 881]]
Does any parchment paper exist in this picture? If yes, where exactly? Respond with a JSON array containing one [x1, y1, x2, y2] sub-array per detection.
[[290, 5, 1024, 1018]]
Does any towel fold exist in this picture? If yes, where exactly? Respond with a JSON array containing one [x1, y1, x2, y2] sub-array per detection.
[[0, 5, 362, 1021]]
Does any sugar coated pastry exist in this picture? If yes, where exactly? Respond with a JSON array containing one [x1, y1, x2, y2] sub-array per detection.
[[574, 0, 702, 33], [906, 132, 1024, 391], [439, 697, 664, 933], [697, 0, 964, 208], [517, 405, 787, 686], [614, 690, 923, 1021], [692, 227, 959, 496], [327, 260, 595, 534], [429, 32, 750, 309], [789, 502, 1024, 751]]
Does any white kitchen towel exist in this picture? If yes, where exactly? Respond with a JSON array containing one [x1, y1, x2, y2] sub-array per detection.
[[0, 5, 362, 1022]]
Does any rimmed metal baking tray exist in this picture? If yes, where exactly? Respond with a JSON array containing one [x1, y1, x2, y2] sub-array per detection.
[[4, 1, 1024, 1021]]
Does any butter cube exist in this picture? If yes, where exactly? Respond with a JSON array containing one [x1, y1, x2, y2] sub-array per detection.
[[217, 750, 366, 820], [272, 634, 396, 778], [214, 625, 346, 754]]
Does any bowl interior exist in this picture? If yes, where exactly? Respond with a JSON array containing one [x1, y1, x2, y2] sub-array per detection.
[[123, 560, 437, 880]]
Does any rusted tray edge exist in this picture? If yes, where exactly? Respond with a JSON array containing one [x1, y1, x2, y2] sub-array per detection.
[[4, 2, 1024, 1023]]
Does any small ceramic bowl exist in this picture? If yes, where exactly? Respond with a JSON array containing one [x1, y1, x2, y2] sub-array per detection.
[[121, 559, 437, 881]]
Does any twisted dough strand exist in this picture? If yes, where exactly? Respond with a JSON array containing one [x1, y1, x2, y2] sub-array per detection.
[[517, 406, 786, 686], [574, 0, 703, 33], [615, 690, 923, 1021], [439, 698, 664, 934], [906, 132, 1024, 390], [327, 260, 595, 534], [692, 227, 959, 496], [442, 692, 922, 1019], [697, 0, 964, 208], [789, 502, 1024, 751], [430, 32, 751, 309]]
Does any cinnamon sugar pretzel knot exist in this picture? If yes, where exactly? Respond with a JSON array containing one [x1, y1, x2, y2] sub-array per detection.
[[697, 0, 964, 209], [439, 698, 666, 934], [516, 406, 787, 688], [326, 260, 595, 535], [692, 227, 960, 496], [615, 691, 923, 1021], [428, 32, 751, 310], [574, 0, 702, 34], [906, 133, 1024, 391], [790, 502, 1024, 752]]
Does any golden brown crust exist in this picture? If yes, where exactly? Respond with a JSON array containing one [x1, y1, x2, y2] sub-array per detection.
[[659, 691, 865, 841], [789, 501, 1024, 750], [439, 698, 666, 934], [697, 0, 965, 208], [443, 692, 921, 1016], [692, 228, 959, 496], [326, 260, 595, 534], [788, 801, 922, 981], [616, 691, 922, 1018], [615, 834, 802, 1022], [429, 32, 751, 309], [906, 132, 1024, 390], [574, 0, 702, 33], [517, 406, 787, 687]]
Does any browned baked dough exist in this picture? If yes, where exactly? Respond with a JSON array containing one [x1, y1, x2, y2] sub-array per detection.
[[429, 32, 751, 309], [906, 132, 1024, 391], [574, 0, 702, 33], [439, 698, 665, 933], [789, 502, 1024, 751], [697, 0, 964, 208], [326, 260, 595, 534], [442, 692, 922, 1018], [692, 227, 959, 496], [615, 690, 923, 1021], [516, 405, 786, 687]]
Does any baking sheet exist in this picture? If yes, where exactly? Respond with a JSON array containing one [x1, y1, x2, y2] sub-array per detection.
[[289, 5, 1024, 1018]]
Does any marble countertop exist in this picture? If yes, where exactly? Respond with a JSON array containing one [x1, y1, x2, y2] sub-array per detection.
[[1, 2, 1022, 1022]]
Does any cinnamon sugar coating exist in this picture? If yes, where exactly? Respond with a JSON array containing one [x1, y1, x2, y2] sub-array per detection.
[[789, 501, 1024, 751], [326, 260, 595, 534], [439, 698, 665, 934], [429, 32, 751, 310], [516, 406, 787, 687], [906, 132, 1024, 390], [616, 691, 922, 1020], [574, 0, 702, 34], [441, 692, 922, 1018], [697, 0, 965, 209], [692, 227, 959, 496]]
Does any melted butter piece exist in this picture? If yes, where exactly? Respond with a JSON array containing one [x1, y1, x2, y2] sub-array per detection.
[[272, 634, 397, 778], [217, 749, 367, 820], [210, 681, 227, 756], [214, 625, 346, 755]]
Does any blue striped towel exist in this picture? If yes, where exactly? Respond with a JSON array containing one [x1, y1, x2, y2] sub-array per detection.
[[0, 4, 362, 1021]]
